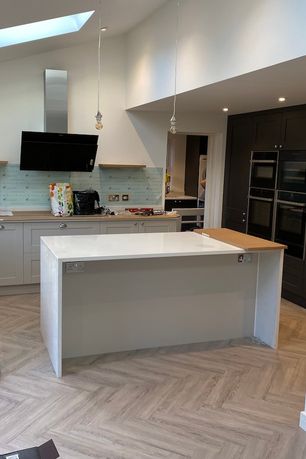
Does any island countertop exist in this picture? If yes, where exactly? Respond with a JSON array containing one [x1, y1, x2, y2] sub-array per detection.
[[41, 231, 243, 262]]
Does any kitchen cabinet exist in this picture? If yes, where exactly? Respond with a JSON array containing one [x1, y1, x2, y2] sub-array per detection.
[[100, 221, 139, 234], [253, 112, 283, 150], [24, 221, 100, 284], [282, 255, 306, 308], [139, 220, 177, 232], [1, 217, 179, 288], [100, 219, 178, 234], [0, 223, 23, 286], [222, 116, 254, 232], [282, 109, 306, 149], [223, 103, 306, 309]]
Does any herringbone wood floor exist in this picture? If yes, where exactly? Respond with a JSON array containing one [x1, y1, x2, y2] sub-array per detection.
[[0, 294, 306, 458]]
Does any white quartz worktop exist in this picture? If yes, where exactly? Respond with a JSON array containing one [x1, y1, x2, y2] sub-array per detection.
[[41, 231, 243, 262]]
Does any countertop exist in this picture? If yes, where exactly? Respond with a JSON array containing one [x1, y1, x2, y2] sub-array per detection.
[[165, 193, 197, 200], [41, 231, 243, 262], [194, 228, 287, 251], [0, 211, 179, 223]]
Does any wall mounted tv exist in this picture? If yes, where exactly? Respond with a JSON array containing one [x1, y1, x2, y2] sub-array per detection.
[[20, 131, 99, 172]]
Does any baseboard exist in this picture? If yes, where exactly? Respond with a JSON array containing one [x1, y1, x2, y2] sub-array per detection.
[[0, 284, 40, 296], [300, 411, 306, 431]]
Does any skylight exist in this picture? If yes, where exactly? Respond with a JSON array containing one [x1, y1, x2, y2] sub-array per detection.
[[0, 11, 95, 48]]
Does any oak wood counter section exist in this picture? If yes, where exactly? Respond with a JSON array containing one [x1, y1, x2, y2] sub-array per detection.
[[194, 228, 287, 251], [0, 211, 179, 223]]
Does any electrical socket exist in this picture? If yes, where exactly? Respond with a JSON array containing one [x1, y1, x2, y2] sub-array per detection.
[[65, 262, 85, 273], [108, 194, 120, 202], [122, 194, 129, 201], [237, 254, 252, 264]]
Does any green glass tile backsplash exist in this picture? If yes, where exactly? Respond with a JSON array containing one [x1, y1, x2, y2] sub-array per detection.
[[0, 164, 163, 209]]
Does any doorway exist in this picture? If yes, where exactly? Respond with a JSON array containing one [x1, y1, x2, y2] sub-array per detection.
[[165, 133, 208, 231]]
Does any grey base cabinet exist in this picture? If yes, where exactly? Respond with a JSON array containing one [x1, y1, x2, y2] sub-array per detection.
[[0, 223, 23, 286], [2, 218, 178, 287], [23, 221, 100, 284]]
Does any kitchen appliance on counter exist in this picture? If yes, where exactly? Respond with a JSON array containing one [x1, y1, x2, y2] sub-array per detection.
[[73, 190, 101, 215]]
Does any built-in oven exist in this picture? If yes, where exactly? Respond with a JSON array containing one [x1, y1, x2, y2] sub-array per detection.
[[278, 150, 306, 193], [247, 188, 275, 240], [275, 191, 306, 259], [250, 151, 278, 189]]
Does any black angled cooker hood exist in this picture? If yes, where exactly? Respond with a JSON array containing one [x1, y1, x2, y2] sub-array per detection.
[[20, 131, 98, 172]]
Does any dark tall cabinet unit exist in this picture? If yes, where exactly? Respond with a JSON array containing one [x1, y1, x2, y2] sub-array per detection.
[[223, 104, 306, 308], [223, 117, 254, 232]]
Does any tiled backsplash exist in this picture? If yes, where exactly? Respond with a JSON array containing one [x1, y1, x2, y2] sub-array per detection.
[[0, 164, 163, 209]]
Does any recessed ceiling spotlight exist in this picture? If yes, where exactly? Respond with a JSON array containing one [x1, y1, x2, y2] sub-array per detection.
[[101, 26, 108, 32], [278, 97, 286, 102], [222, 107, 229, 112]]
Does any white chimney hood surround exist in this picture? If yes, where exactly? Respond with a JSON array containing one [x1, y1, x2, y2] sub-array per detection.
[[44, 69, 68, 133]]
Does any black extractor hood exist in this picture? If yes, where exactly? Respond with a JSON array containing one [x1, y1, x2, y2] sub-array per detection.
[[20, 131, 98, 172], [20, 69, 98, 172]]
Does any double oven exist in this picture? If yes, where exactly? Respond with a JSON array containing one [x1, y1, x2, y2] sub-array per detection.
[[247, 150, 306, 259]]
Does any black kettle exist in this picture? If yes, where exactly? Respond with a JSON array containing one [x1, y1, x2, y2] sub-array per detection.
[[73, 190, 101, 215]]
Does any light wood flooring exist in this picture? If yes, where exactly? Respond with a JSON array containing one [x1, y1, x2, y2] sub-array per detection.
[[0, 294, 306, 458]]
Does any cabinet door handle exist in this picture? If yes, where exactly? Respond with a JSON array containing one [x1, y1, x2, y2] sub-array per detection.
[[0, 224, 5, 230], [141, 222, 144, 226], [59, 223, 67, 229], [134, 222, 137, 226], [242, 219, 246, 223]]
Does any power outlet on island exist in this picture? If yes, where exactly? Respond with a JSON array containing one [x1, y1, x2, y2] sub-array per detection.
[[122, 194, 129, 201], [65, 262, 85, 273], [237, 254, 252, 264]]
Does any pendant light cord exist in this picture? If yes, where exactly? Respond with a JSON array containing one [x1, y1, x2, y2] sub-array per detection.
[[97, 0, 103, 113], [172, 0, 180, 119]]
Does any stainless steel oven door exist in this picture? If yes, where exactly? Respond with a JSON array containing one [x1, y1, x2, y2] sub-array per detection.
[[247, 189, 275, 240], [275, 195, 306, 259]]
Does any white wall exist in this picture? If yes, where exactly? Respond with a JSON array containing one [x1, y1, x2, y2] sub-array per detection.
[[126, 0, 306, 108], [0, 35, 227, 225], [0, 38, 166, 167]]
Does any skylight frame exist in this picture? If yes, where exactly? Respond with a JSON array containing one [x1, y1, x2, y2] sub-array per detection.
[[0, 10, 95, 48]]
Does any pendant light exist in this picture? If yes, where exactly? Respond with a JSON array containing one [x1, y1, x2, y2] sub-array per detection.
[[169, 0, 180, 135], [95, 1, 107, 130]]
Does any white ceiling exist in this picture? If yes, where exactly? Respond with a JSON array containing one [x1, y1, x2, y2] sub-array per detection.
[[130, 56, 306, 116], [2, 0, 306, 117], [0, 0, 167, 62]]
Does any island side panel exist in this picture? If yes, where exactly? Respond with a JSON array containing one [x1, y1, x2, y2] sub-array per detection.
[[40, 240, 63, 377], [254, 250, 284, 348], [61, 254, 258, 360]]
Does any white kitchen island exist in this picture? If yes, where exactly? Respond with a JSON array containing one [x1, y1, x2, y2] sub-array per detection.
[[40, 231, 285, 377]]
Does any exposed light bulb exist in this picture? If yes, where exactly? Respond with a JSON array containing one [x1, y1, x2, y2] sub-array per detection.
[[222, 107, 229, 112], [169, 115, 176, 134], [278, 97, 286, 102], [95, 111, 103, 130]]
